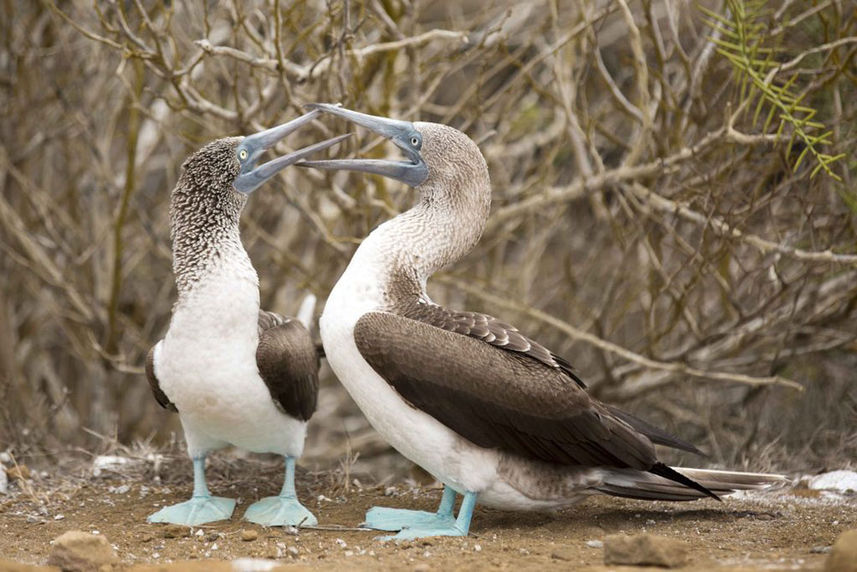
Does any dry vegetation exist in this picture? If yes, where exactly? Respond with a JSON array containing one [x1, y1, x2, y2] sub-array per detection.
[[1, 0, 856, 480]]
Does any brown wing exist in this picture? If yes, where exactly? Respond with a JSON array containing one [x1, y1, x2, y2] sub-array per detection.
[[256, 310, 319, 422], [354, 311, 657, 470], [401, 301, 585, 388], [146, 344, 177, 412]]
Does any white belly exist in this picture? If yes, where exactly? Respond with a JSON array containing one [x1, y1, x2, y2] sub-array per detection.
[[156, 272, 306, 457]]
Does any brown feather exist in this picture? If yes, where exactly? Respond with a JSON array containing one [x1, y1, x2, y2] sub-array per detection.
[[399, 300, 585, 388], [256, 310, 319, 422], [354, 311, 658, 470]]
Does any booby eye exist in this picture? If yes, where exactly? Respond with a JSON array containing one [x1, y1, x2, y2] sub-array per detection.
[[238, 149, 248, 161], [410, 136, 420, 147]]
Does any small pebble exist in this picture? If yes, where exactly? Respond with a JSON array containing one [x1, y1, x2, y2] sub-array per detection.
[[551, 549, 574, 561], [163, 524, 190, 538], [586, 539, 604, 548], [241, 529, 258, 542]]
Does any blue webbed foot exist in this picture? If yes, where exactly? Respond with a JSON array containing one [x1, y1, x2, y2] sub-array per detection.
[[147, 495, 236, 525], [362, 506, 455, 532], [243, 495, 317, 527], [365, 486, 478, 541]]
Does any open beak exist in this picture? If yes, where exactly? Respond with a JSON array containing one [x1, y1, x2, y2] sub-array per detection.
[[297, 103, 428, 188], [234, 109, 351, 194]]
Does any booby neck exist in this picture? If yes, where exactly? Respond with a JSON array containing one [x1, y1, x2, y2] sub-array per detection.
[[169, 137, 255, 300], [346, 122, 492, 306]]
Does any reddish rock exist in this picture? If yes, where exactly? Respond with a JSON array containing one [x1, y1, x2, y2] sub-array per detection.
[[47, 530, 118, 572]]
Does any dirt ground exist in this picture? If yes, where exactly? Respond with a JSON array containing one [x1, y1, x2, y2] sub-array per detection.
[[0, 457, 854, 571]]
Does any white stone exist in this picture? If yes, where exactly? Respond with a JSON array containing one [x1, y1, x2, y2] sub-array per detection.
[[809, 470, 857, 492]]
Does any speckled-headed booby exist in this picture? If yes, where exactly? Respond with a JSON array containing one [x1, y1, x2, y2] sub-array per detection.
[[145, 110, 348, 527], [300, 103, 786, 540]]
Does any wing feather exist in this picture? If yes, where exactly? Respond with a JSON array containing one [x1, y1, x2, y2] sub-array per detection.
[[401, 301, 585, 388], [354, 311, 657, 470], [256, 310, 319, 422]]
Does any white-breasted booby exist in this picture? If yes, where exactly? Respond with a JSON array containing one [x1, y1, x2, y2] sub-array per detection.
[[300, 103, 786, 540], [145, 111, 347, 527]]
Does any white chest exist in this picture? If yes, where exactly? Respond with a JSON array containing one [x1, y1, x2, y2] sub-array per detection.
[[320, 248, 499, 493], [154, 264, 306, 456]]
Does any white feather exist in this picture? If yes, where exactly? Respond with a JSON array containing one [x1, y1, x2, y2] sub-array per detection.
[[155, 259, 306, 458]]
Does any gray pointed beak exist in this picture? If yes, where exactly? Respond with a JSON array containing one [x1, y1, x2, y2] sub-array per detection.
[[234, 110, 351, 194], [298, 103, 429, 188]]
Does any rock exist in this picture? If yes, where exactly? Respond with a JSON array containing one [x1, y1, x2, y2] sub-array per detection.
[[240, 529, 258, 542], [551, 549, 575, 561], [162, 524, 191, 538], [0, 465, 7, 494], [826, 529, 857, 572], [603, 533, 688, 568], [47, 530, 118, 572], [6, 465, 30, 481], [810, 470, 857, 493]]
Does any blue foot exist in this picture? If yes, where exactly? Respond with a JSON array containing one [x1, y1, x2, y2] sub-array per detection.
[[363, 506, 456, 532], [367, 486, 478, 541], [244, 495, 317, 527], [362, 485, 458, 532], [147, 495, 236, 525]]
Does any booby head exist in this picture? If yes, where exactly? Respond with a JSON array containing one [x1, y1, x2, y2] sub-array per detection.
[[177, 110, 348, 206], [299, 104, 490, 205], [169, 111, 348, 291]]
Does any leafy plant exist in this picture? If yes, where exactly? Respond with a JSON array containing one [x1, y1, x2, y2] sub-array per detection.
[[702, 0, 845, 179]]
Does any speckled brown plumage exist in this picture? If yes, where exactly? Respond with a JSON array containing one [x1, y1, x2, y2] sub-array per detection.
[[169, 137, 247, 296]]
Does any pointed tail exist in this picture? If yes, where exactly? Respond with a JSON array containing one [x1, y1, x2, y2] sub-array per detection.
[[598, 466, 789, 502]]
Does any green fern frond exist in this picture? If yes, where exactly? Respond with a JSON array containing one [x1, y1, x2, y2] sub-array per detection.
[[700, 0, 843, 181]]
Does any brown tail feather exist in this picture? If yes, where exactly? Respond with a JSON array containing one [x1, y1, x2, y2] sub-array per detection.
[[598, 467, 789, 502]]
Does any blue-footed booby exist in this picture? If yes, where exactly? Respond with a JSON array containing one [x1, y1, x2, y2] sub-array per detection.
[[145, 110, 347, 527], [300, 103, 786, 540]]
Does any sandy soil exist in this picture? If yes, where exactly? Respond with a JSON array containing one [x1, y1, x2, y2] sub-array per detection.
[[0, 459, 853, 571]]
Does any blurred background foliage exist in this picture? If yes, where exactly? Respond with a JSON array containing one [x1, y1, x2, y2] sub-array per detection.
[[1, 0, 855, 479]]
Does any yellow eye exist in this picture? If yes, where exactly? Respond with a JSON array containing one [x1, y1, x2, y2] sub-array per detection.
[[239, 149, 248, 160]]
